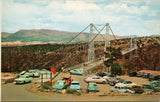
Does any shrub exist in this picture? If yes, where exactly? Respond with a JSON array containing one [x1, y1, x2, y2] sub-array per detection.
[[42, 83, 50, 89], [111, 63, 122, 76], [66, 89, 77, 94]]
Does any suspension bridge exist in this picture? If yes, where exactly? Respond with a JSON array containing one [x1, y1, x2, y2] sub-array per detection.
[[57, 23, 138, 73]]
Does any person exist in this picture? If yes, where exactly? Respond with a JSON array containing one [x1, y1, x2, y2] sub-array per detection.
[[68, 68, 70, 72]]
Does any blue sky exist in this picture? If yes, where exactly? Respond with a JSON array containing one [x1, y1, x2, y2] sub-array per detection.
[[1, 0, 160, 36]]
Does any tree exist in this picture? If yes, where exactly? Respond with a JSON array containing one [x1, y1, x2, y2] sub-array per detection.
[[104, 47, 122, 72], [111, 63, 122, 76]]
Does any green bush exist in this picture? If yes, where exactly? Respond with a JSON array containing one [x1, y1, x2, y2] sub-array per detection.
[[66, 89, 77, 94], [42, 83, 50, 89], [111, 63, 122, 76]]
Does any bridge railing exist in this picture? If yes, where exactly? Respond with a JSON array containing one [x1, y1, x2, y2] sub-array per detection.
[[67, 59, 99, 70]]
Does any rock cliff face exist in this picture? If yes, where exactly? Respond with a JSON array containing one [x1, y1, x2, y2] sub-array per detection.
[[116, 42, 160, 74]]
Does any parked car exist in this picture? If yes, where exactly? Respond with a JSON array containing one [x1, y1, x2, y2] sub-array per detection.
[[149, 81, 160, 86], [20, 70, 40, 77], [84, 75, 98, 80], [149, 75, 160, 81], [142, 84, 155, 92], [85, 76, 106, 84], [20, 71, 27, 75], [14, 75, 33, 84], [130, 85, 144, 94], [103, 74, 114, 80], [62, 75, 73, 85], [28, 70, 40, 77], [70, 69, 84, 75], [87, 82, 99, 92], [52, 80, 68, 90], [110, 83, 135, 94], [107, 77, 123, 86], [70, 81, 81, 91], [129, 71, 137, 77], [142, 73, 150, 78], [116, 80, 136, 87], [96, 72, 108, 77], [149, 81, 160, 92], [136, 72, 145, 77]]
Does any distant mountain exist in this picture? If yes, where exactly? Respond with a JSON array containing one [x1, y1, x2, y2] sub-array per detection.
[[148, 34, 160, 37], [1, 29, 122, 43], [122, 35, 140, 38], [1, 32, 12, 38]]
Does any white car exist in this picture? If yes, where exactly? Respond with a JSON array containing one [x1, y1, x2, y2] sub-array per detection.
[[110, 83, 135, 94], [116, 80, 136, 87], [85, 76, 106, 84]]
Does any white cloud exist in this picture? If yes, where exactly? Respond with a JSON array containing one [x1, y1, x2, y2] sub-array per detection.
[[1, 0, 160, 36]]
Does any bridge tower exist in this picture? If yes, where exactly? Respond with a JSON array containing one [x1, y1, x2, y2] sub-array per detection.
[[88, 23, 95, 61], [105, 23, 110, 52], [129, 38, 137, 62]]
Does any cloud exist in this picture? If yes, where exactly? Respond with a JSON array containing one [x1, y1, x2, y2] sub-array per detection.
[[1, 0, 160, 36]]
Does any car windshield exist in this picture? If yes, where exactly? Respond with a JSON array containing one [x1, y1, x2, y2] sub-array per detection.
[[58, 82, 64, 85], [90, 84, 96, 87], [121, 87, 128, 89], [124, 81, 132, 84], [19, 76, 27, 78], [143, 85, 153, 89], [71, 83, 79, 85]]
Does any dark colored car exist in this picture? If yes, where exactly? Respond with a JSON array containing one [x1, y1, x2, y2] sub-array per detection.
[[96, 72, 108, 77], [130, 85, 144, 94], [129, 71, 137, 77], [142, 73, 150, 78], [136, 72, 145, 77], [149, 75, 160, 81]]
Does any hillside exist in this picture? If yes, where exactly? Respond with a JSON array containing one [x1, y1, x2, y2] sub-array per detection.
[[1, 29, 122, 44]]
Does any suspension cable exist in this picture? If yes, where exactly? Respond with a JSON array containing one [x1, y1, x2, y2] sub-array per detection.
[[109, 25, 118, 41], [66, 24, 90, 44], [93, 25, 105, 40], [89, 24, 106, 45]]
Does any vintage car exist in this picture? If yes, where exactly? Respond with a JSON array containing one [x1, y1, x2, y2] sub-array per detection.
[[136, 72, 145, 77], [129, 71, 137, 77], [62, 75, 73, 85], [96, 72, 108, 77], [149, 81, 160, 92], [14, 75, 33, 84], [130, 85, 144, 94], [52, 80, 68, 90], [87, 82, 99, 92], [69, 69, 84, 75], [85, 76, 106, 84], [20, 70, 40, 77], [116, 80, 136, 87], [110, 83, 135, 94], [103, 74, 114, 80], [84, 75, 98, 80], [70, 81, 81, 91], [107, 77, 123, 86], [149, 75, 160, 81]]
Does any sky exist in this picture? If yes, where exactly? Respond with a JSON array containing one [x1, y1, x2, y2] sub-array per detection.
[[1, 0, 160, 36]]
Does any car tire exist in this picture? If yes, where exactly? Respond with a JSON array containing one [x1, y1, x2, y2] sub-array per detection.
[[102, 81, 106, 84], [23, 81, 26, 84]]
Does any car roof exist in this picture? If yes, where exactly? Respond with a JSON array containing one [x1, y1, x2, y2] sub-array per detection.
[[115, 83, 127, 87], [20, 75, 30, 77], [57, 80, 65, 82], [71, 81, 80, 83]]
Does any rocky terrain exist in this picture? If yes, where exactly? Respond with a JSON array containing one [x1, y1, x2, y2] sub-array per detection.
[[1, 36, 160, 73]]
